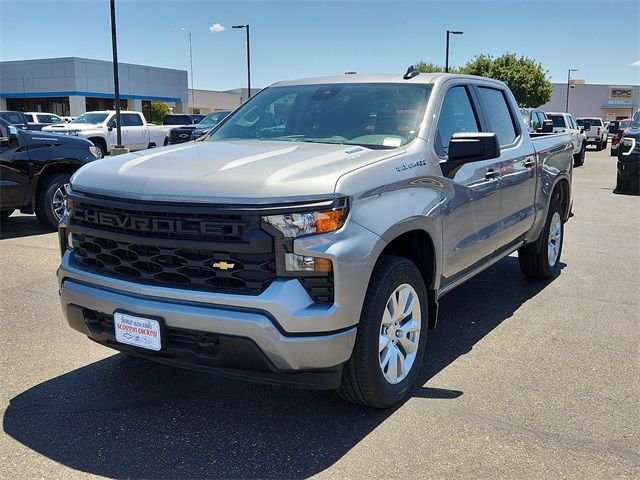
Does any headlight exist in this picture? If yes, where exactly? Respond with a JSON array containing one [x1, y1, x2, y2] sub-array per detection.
[[262, 198, 348, 274], [262, 200, 348, 238], [88, 145, 100, 157]]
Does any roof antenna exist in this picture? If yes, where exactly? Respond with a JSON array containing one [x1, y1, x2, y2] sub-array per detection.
[[403, 65, 420, 80]]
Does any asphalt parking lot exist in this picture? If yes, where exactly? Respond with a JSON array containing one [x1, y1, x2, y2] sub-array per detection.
[[0, 147, 638, 479]]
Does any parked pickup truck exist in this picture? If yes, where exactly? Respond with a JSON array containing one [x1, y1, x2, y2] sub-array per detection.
[[43, 111, 174, 159], [0, 116, 98, 229], [23, 112, 65, 131], [576, 117, 608, 150], [547, 112, 587, 166], [58, 72, 573, 408]]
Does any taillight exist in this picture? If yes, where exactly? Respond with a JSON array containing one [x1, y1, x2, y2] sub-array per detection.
[[597, 128, 601, 136]]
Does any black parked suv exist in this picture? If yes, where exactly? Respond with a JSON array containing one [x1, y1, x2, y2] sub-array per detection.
[[0, 116, 99, 228], [162, 114, 206, 126], [616, 111, 640, 194], [169, 111, 231, 144]]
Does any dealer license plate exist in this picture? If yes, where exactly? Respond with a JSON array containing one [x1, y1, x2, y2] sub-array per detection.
[[114, 312, 162, 351]]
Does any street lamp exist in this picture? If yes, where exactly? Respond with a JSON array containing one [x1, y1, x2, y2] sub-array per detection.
[[445, 30, 463, 73], [109, 0, 123, 149], [566, 69, 578, 113], [232, 24, 251, 101]]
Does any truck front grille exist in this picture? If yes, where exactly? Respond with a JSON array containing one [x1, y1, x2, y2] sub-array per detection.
[[72, 233, 276, 294], [169, 130, 193, 144]]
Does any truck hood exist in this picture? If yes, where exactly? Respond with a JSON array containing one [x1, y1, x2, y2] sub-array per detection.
[[71, 140, 403, 204], [43, 123, 104, 132]]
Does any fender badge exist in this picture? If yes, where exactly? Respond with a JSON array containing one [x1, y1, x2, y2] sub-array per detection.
[[212, 261, 235, 270]]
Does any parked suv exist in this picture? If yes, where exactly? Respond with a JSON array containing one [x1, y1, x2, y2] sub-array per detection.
[[547, 112, 587, 166], [576, 117, 607, 150], [169, 111, 232, 145]]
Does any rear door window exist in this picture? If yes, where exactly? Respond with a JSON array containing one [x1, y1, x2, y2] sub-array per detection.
[[477, 87, 518, 146], [122, 114, 144, 126], [435, 86, 480, 156]]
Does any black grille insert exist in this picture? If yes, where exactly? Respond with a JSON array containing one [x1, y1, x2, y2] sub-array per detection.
[[72, 234, 276, 294]]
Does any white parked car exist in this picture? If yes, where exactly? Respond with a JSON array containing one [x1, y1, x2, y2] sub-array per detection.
[[576, 117, 608, 151], [547, 112, 587, 166], [43, 111, 174, 158], [23, 112, 64, 131]]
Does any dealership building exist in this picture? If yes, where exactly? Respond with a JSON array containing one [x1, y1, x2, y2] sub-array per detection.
[[0, 57, 190, 117], [0, 57, 258, 118], [540, 82, 639, 121]]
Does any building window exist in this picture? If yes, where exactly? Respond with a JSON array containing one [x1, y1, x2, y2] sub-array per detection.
[[6, 97, 70, 116], [85, 97, 127, 112]]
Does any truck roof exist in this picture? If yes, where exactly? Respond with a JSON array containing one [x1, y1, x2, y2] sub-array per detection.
[[82, 110, 141, 115], [272, 72, 506, 88]]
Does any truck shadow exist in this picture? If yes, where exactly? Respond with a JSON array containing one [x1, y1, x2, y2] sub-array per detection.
[[0, 215, 53, 240], [3, 256, 563, 479]]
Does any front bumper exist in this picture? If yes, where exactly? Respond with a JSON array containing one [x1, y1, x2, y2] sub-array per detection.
[[57, 218, 384, 386]]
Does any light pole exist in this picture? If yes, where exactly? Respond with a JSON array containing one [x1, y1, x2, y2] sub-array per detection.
[[109, 0, 123, 149], [566, 69, 578, 113], [188, 32, 195, 113], [445, 30, 463, 73], [232, 24, 251, 101]]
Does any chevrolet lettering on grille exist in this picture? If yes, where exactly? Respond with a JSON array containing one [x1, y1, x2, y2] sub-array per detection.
[[73, 207, 237, 236]]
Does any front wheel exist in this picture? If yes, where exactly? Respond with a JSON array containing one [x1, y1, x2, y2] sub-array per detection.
[[35, 173, 72, 229], [518, 199, 564, 279], [338, 255, 428, 408]]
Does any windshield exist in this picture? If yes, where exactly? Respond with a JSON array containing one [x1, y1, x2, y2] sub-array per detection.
[[209, 83, 432, 149], [164, 115, 189, 125], [631, 111, 640, 129], [547, 114, 566, 128], [199, 111, 230, 125], [72, 113, 109, 124]]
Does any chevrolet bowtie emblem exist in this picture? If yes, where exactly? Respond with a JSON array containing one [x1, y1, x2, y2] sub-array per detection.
[[212, 261, 235, 270]]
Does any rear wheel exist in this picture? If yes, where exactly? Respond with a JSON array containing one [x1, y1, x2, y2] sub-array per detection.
[[89, 139, 106, 159], [1, 209, 14, 221], [35, 173, 72, 229], [573, 143, 585, 167], [610, 147, 617, 157], [596, 139, 603, 151], [518, 198, 564, 279], [338, 255, 428, 408]]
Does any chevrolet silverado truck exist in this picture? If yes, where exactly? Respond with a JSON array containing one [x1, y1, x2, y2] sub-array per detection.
[[43, 111, 174, 159], [57, 71, 574, 408], [616, 110, 640, 194]]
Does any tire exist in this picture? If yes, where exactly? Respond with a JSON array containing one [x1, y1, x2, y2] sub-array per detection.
[[1, 209, 14, 221], [35, 173, 72, 230], [573, 143, 585, 167], [338, 255, 428, 408], [518, 198, 564, 279], [596, 140, 603, 151], [610, 147, 617, 157]]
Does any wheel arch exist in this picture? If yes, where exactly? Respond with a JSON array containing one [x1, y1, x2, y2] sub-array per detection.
[[376, 223, 441, 329]]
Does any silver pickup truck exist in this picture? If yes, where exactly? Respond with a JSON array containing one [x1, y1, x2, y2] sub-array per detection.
[[57, 72, 573, 408]]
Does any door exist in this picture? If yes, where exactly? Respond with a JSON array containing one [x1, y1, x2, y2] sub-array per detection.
[[0, 124, 31, 208], [121, 113, 148, 150], [437, 85, 503, 282], [476, 86, 537, 249]]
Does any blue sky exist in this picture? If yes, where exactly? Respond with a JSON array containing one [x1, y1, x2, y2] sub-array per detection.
[[1, 0, 639, 91]]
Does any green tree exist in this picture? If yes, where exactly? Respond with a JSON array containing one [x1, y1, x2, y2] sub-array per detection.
[[459, 53, 553, 107], [414, 61, 461, 74], [150, 101, 171, 124]]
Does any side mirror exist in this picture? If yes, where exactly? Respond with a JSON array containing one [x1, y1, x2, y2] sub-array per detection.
[[108, 126, 114, 132], [1, 125, 20, 148], [541, 119, 554, 133], [579, 128, 585, 134], [448, 132, 500, 163]]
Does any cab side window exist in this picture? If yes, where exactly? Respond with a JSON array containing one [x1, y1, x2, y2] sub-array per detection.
[[122, 114, 144, 127], [435, 86, 480, 156], [478, 87, 518, 146]]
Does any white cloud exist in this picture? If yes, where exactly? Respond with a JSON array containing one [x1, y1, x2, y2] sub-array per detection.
[[208, 23, 226, 33], [632, 60, 640, 66]]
